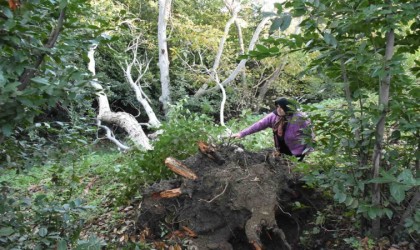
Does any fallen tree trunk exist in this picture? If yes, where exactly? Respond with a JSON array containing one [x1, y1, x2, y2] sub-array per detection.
[[88, 45, 152, 150]]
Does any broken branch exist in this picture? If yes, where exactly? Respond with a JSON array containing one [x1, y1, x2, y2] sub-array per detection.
[[159, 188, 182, 198], [164, 157, 198, 180]]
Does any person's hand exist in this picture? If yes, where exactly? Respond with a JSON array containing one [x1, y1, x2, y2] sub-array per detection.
[[231, 133, 242, 139]]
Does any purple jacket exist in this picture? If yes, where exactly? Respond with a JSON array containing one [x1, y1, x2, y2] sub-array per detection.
[[239, 112, 313, 155]]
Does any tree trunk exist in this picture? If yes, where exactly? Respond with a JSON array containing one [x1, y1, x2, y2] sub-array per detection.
[[18, 8, 66, 91], [235, 19, 246, 86], [88, 46, 152, 150], [341, 58, 353, 114], [194, 16, 273, 97], [158, 0, 172, 116], [256, 61, 286, 111], [371, 29, 395, 238], [210, 2, 239, 82]]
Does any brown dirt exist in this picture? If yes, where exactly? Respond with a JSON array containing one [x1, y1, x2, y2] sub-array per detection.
[[136, 144, 326, 249]]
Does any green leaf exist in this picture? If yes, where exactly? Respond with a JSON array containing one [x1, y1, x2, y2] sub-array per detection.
[[390, 183, 405, 204], [274, 3, 283, 14], [237, 54, 249, 60], [3, 81, 20, 92], [368, 208, 377, 219], [0, 227, 14, 237], [2, 124, 13, 137], [323, 33, 337, 48], [367, 207, 381, 220], [384, 208, 393, 219], [345, 197, 354, 206], [397, 169, 416, 185], [3, 7, 13, 19], [368, 177, 393, 184], [0, 71, 5, 86], [58, 240, 67, 250], [409, 88, 420, 98], [39, 227, 48, 237], [350, 199, 359, 209], [335, 192, 347, 203], [280, 14, 292, 31], [269, 47, 280, 54], [31, 77, 50, 85], [59, 0, 68, 10], [270, 17, 283, 32], [256, 44, 269, 53]]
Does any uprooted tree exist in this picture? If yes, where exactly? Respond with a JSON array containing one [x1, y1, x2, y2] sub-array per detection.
[[136, 142, 325, 250]]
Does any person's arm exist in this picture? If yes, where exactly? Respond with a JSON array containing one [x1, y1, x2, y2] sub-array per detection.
[[233, 113, 276, 138]]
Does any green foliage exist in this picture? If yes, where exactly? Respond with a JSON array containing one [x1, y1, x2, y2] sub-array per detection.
[[0, 181, 99, 249], [404, 210, 420, 234], [301, 96, 419, 235], [0, 146, 131, 249], [0, 0, 100, 137], [344, 236, 375, 250], [120, 99, 225, 200], [0, 117, 96, 170]]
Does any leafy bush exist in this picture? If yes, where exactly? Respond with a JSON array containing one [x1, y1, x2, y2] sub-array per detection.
[[0, 181, 101, 250], [0, 119, 96, 171], [120, 99, 225, 200], [299, 96, 420, 237]]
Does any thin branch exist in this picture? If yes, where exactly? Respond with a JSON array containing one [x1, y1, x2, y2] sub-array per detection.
[[199, 181, 229, 203], [96, 120, 130, 151], [18, 7, 66, 90], [195, 16, 273, 97]]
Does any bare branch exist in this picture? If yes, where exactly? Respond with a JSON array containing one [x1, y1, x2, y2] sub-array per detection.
[[96, 120, 130, 151], [195, 16, 273, 97]]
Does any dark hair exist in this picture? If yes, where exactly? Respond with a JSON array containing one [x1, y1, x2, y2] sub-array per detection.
[[274, 97, 295, 115]]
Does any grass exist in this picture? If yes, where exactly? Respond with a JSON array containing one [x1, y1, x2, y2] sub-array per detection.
[[0, 146, 139, 241]]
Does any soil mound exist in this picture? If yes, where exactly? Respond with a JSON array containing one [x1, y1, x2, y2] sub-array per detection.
[[136, 143, 322, 249]]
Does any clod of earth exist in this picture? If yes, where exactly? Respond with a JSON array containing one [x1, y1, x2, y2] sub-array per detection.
[[137, 142, 321, 250]]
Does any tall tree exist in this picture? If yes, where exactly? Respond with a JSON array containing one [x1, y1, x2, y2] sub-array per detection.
[[122, 34, 161, 128], [158, 0, 172, 116]]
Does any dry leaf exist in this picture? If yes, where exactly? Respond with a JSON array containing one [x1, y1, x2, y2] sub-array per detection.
[[182, 226, 197, 238], [153, 241, 166, 250]]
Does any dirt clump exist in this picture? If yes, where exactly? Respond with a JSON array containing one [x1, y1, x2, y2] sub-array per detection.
[[136, 143, 319, 249]]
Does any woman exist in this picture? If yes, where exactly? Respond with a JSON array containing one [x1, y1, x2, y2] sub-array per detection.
[[232, 97, 313, 161]]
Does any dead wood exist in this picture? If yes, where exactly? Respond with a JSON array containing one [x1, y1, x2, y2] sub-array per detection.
[[164, 157, 198, 180], [159, 188, 182, 198], [197, 141, 225, 165]]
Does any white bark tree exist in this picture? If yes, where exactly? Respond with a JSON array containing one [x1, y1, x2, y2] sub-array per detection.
[[158, 0, 172, 116], [235, 18, 247, 86], [88, 45, 152, 151], [194, 16, 273, 97], [193, 0, 242, 126], [122, 35, 161, 128]]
